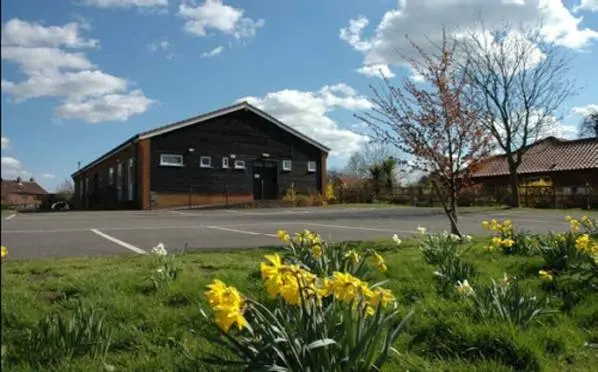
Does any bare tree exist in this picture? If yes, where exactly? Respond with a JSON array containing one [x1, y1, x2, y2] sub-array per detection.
[[357, 30, 491, 235], [344, 142, 399, 179], [55, 179, 74, 202], [460, 22, 575, 207], [579, 111, 598, 138]]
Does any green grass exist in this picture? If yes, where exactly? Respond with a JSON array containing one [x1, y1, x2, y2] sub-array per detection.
[[2, 240, 597, 371]]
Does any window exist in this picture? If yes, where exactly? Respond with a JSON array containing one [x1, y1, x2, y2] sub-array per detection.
[[200, 156, 212, 168], [307, 161, 317, 173], [127, 158, 134, 201], [282, 159, 292, 171], [109, 167, 114, 185], [160, 154, 184, 167], [234, 160, 246, 169], [222, 157, 229, 168], [117, 162, 123, 201]]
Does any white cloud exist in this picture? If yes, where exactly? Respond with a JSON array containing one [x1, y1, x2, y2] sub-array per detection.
[[1, 18, 153, 123], [1, 156, 30, 179], [1, 136, 9, 150], [571, 104, 598, 116], [1, 18, 98, 48], [356, 64, 395, 79], [236, 84, 372, 158], [41, 173, 56, 179], [341, 1, 598, 77], [148, 38, 174, 58], [574, 0, 598, 12], [201, 45, 225, 58], [79, 0, 168, 8], [178, 1, 264, 39], [56, 90, 154, 123]]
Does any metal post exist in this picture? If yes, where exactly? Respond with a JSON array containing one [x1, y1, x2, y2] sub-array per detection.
[[188, 186, 191, 209], [261, 180, 264, 200]]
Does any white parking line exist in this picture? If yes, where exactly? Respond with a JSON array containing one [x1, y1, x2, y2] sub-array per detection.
[[90, 229, 147, 254], [207, 225, 277, 237], [5, 214, 16, 220]]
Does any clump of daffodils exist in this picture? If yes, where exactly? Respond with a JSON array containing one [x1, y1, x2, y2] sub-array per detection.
[[205, 279, 247, 332], [1, 245, 7, 259], [151, 242, 167, 256], [482, 219, 514, 251], [566, 215, 597, 235]]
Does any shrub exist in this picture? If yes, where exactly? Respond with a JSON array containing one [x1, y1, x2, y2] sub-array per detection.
[[310, 193, 326, 206], [481, 219, 537, 255], [458, 275, 555, 327], [198, 255, 413, 371], [27, 300, 112, 367], [295, 194, 310, 207], [282, 188, 297, 202]]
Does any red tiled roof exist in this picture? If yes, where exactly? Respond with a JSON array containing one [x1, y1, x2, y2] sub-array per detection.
[[471, 136, 598, 178], [1, 178, 48, 197]]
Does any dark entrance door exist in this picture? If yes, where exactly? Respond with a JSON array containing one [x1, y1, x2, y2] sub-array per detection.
[[252, 160, 278, 200]]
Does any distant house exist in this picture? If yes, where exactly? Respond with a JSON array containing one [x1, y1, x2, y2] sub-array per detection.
[[470, 136, 598, 195], [1, 177, 49, 209], [71, 102, 330, 210]]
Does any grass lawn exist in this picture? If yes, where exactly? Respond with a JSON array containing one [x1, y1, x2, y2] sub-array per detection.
[[1, 239, 597, 371]]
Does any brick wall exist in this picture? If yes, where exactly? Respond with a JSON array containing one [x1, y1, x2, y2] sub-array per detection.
[[153, 192, 254, 209]]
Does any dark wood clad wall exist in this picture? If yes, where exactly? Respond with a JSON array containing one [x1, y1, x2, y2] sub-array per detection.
[[150, 109, 325, 196], [72, 144, 138, 209]]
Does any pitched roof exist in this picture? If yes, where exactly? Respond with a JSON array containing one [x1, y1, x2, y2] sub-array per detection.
[[1, 178, 49, 196], [72, 102, 330, 178], [470, 136, 598, 178]]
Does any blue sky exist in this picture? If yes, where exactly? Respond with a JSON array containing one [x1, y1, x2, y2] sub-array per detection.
[[2, 0, 597, 191]]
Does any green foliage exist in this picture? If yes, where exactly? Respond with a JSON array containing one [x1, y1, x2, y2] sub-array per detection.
[[537, 232, 583, 272], [434, 256, 477, 295], [464, 277, 555, 327], [199, 297, 412, 372], [295, 194, 310, 207], [27, 300, 112, 367], [148, 243, 181, 290]]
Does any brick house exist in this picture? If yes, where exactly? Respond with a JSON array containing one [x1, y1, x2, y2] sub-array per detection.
[[469, 137, 598, 205], [71, 102, 330, 210], [1, 177, 49, 209]]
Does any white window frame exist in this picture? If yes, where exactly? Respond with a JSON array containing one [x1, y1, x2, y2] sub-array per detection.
[[108, 167, 114, 185], [127, 158, 134, 201], [307, 161, 317, 173], [222, 157, 229, 168], [160, 154, 184, 167], [117, 162, 123, 201], [282, 159, 292, 171], [200, 156, 212, 168], [234, 160, 246, 169]]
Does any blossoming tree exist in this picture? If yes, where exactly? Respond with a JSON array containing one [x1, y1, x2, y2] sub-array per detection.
[[356, 30, 491, 235]]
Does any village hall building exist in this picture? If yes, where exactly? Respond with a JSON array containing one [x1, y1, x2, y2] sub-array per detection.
[[72, 102, 330, 210]]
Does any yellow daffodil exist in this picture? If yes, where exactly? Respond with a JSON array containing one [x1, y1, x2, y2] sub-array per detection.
[[565, 215, 573, 222], [344, 250, 361, 264], [456, 280, 475, 296], [1, 246, 7, 258], [575, 234, 590, 253], [369, 287, 395, 308], [538, 270, 553, 283], [373, 251, 387, 272], [501, 273, 510, 287], [204, 279, 247, 332], [501, 238, 515, 248], [570, 219, 581, 233], [311, 244, 323, 259], [481, 220, 489, 229], [276, 229, 290, 242], [581, 215, 592, 226], [491, 236, 503, 247]]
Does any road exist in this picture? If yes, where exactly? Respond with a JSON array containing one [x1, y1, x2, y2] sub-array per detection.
[[1, 206, 595, 260]]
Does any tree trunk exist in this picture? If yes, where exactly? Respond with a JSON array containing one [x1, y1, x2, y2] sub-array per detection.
[[431, 180, 462, 237], [508, 164, 520, 208]]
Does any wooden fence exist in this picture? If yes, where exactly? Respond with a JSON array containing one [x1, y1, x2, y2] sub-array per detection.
[[332, 183, 597, 210]]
